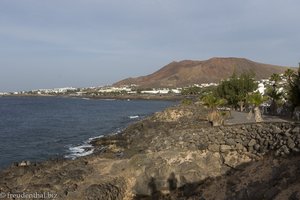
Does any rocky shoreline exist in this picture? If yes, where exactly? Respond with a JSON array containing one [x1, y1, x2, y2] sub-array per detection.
[[0, 104, 300, 200]]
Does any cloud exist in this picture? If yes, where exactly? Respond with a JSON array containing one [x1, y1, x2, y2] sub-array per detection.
[[0, 0, 300, 91]]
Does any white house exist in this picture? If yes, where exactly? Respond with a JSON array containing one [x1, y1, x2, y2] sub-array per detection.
[[257, 83, 266, 95]]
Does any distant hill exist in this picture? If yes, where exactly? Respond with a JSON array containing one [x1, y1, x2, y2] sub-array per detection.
[[114, 57, 292, 88]]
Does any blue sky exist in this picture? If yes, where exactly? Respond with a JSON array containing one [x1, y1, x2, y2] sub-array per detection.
[[0, 0, 299, 92]]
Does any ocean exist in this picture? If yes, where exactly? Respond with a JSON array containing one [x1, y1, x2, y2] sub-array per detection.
[[0, 96, 175, 169]]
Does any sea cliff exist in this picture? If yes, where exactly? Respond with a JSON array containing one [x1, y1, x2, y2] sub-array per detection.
[[0, 104, 299, 200]]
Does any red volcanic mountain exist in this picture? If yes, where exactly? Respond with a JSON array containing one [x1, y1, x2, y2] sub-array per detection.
[[114, 57, 291, 88]]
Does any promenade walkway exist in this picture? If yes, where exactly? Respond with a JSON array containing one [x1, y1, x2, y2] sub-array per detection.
[[225, 110, 289, 125]]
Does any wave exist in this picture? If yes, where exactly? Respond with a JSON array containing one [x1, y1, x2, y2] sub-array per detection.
[[87, 135, 104, 142], [129, 115, 139, 119], [65, 135, 106, 159], [64, 144, 94, 159], [65, 131, 121, 159]]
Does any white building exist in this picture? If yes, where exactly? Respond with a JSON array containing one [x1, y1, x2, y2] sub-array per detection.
[[257, 83, 266, 95], [98, 86, 132, 93], [171, 89, 181, 94]]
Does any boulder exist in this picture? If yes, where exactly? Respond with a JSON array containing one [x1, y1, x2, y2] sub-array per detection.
[[292, 126, 300, 134], [225, 138, 236, 146], [208, 144, 219, 152], [222, 151, 252, 168], [220, 145, 231, 153], [248, 139, 256, 147], [235, 143, 245, 151], [287, 138, 296, 149], [254, 144, 260, 151]]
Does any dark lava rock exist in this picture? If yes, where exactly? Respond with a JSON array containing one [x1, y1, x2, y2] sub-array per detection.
[[282, 145, 290, 154], [292, 127, 300, 134], [208, 144, 219, 152], [225, 138, 236, 146], [248, 139, 256, 147], [220, 145, 231, 153], [288, 139, 296, 149], [84, 178, 126, 200], [289, 191, 300, 200], [254, 144, 260, 151], [198, 143, 209, 151]]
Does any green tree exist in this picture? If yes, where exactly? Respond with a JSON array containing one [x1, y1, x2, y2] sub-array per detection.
[[288, 66, 300, 108], [284, 69, 296, 83], [181, 86, 202, 95], [270, 73, 281, 86], [265, 85, 283, 114], [247, 92, 268, 122], [265, 73, 283, 114], [215, 72, 258, 110]]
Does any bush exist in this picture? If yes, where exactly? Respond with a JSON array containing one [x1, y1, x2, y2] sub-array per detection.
[[215, 72, 258, 109], [181, 99, 193, 106]]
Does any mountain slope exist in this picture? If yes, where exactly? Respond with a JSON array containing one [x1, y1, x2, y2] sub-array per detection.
[[114, 57, 291, 88]]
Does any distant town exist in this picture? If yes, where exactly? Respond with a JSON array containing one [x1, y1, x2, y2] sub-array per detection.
[[0, 74, 288, 98]]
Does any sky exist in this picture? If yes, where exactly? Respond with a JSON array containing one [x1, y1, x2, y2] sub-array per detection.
[[0, 0, 300, 92]]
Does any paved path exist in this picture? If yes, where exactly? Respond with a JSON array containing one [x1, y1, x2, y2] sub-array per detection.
[[225, 110, 289, 125]]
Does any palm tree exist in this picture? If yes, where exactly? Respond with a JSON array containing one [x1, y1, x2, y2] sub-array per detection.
[[265, 85, 283, 115], [201, 94, 227, 126], [288, 66, 300, 108], [247, 92, 268, 122], [202, 94, 226, 110], [270, 73, 281, 86], [268, 73, 283, 115], [284, 69, 296, 84]]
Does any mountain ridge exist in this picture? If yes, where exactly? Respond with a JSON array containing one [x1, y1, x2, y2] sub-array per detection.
[[114, 57, 292, 88]]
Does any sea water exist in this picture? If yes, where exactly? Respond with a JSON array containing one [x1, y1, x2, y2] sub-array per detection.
[[0, 96, 175, 169]]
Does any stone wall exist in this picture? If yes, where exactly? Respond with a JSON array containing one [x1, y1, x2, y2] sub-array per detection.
[[146, 122, 300, 157], [123, 122, 300, 196], [205, 122, 300, 157]]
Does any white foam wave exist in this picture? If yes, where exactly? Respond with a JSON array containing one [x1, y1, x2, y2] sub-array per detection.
[[129, 115, 139, 119], [65, 134, 108, 159], [88, 135, 104, 142], [65, 131, 122, 159], [65, 143, 94, 159]]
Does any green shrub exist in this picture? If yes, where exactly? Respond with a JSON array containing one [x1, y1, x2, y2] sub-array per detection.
[[181, 99, 193, 105]]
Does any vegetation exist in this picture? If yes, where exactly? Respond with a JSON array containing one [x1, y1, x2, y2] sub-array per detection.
[[181, 86, 202, 95], [201, 93, 227, 110], [181, 98, 193, 106], [196, 66, 299, 124], [215, 72, 258, 110], [201, 93, 227, 126], [287, 67, 300, 108], [265, 73, 284, 114], [247, 92, 268, 122], [284, 69, 295, 83], [270, 73, 281, 85]]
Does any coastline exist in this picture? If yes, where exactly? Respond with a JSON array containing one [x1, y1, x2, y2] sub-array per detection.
[[1, 93, 184, 101], [0, 103, 300, 199]]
